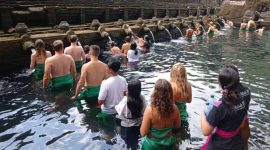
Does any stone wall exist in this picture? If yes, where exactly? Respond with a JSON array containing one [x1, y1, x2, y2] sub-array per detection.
[[0, 0, 220, 31]]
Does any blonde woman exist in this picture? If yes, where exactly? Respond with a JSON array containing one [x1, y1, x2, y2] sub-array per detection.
[[170, 63, 192, 122], [30, 39, 51, 80]]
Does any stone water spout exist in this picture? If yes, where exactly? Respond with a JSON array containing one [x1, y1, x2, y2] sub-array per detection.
[[98, 26, 109, 38], [151, 17, 158, 25], [90, 19, 101, 30], [122, 24, 133, 35], [116, 19, 124, 27], [157, 20, 165, 31], [136, 18, 150, 33], [58, 21, 70, 33]]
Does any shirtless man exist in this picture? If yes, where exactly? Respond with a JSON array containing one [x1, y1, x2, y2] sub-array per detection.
[[121, 36, 131, 64], [72, 45, 108, 103], [226, 20, 234, 28], [43, 40, 76, 91], [185, 25, 194, 39], [64, 35, 86, 72], [247, 17, 256, 32], [110, 41, 121, 55], [240, 19, 248, 32]]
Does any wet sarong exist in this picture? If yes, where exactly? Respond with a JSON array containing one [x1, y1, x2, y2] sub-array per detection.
[[77, 85, 100, 102], [142, 127, 175, 150], [51, 73, 73, 91], [32, 64, 44, 80], [175, 101, 188, 122], [208, 31, 214, 37], [75, 61, 83, 72]]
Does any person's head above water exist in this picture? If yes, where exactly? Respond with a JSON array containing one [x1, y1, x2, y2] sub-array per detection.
[[70, 35, 78, 43], [130, 42, 137, 50], [53, 40, 64, 52], [124, 36, 131, 43], [108, 58, 121, 73], [84, 45, 90, 54], [219, 66, 240, 91], [151, 79, 174, 117], [90, 45, 100, 57], [127, 79, 143, 118]]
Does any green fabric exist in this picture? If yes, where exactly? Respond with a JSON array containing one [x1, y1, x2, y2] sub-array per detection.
[[142, 127, 175, 150], [75, 61, 83, 72], [51, 73, 73, 91], [240, 28, 246, 32], [196, 35, 203, 40], [77, 85, 100, 102], [248, 28, 255, 32], [96, 111, 112, 119], [186, 37, 192, 42], [175, 101, 188, 122], [32, 64, 44, 80], [208, 31, 214, 37]]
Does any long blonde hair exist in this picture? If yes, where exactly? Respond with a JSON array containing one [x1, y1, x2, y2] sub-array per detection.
[[170, 63, 190, 100]]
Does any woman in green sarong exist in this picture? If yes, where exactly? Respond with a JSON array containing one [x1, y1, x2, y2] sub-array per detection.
[[140, 79, 180, 150], [170, 63, 192, 123], [207, 22, 215, 37], [30, 39, 52, 80]]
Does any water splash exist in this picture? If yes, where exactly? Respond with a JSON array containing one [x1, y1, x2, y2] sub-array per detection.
[[165, 28, 172, 40], [216, 22, 222, 30], [31, 48, 36, 54], [108, 36, 112, 42], [176, 27, 183, 37], [201, 26, 206, 35], [149, 31, 155, 43]]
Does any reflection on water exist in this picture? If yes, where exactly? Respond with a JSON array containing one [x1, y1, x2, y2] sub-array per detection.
[[0, 29, 270, 149]]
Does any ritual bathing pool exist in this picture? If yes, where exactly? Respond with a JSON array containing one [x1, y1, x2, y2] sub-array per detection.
[[0, 29, 270, 150]]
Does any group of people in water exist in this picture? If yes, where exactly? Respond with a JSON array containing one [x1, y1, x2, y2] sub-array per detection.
[[29, 20, 252, 149], [184, 17, 265, 40]]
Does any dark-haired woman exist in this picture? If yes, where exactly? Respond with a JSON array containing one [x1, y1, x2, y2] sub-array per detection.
[[115, 79, 146, 149], [142, 35, 151, 54], [30, 39, 52, 80], [201, 67, 248, 150], [127, 42, 140, 63], [140, 79, 180, 150]]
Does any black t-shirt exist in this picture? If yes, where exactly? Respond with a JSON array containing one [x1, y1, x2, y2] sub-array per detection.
[[206, 83, 250, 150]]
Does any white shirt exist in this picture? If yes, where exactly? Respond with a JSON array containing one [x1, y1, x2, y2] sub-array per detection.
[[98, 75, 128, 114], [127, 49, 140, 62], [115, 95, 147, 127]]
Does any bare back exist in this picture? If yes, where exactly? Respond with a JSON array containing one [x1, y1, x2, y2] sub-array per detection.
[[82, 60, 108, 86], [64, 45, 84, 61], [30, 51, 52, 69], [121, 43, 131, 55], [46, 54, 74, 78]]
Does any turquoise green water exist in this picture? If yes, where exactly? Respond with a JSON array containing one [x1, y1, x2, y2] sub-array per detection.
[[0, 29, 269, 149]]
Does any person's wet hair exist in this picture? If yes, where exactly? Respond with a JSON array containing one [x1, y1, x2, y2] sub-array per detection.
[[35, 39, 46, 57], [84, 45, 90, 54], [130, 42, 138, 55], [151, 79, 174, 117], [108, 58, 121, 73], [53, 40, 64, 52], [219, 67, 240, 115], [125, 36, 131, 43], [70, 35, 78, 43], [90, 45, 100, 57], [127, 79, 143, 119]]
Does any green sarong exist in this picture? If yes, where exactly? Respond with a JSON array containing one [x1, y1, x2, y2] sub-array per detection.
[[248, 28, 255, 32], [175, 101, 188, 122], [51, 73, 73, 91], [196, 35, 203, 40], [142, 127, 175, 150], [75, 61, 83, 72], [77, 85, 100, 102], [32, 64, 44, 80], [208, 31, 214, 37]]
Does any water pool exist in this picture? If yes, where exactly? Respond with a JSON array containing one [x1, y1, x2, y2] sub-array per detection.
[[0, 29, 269, 150]]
